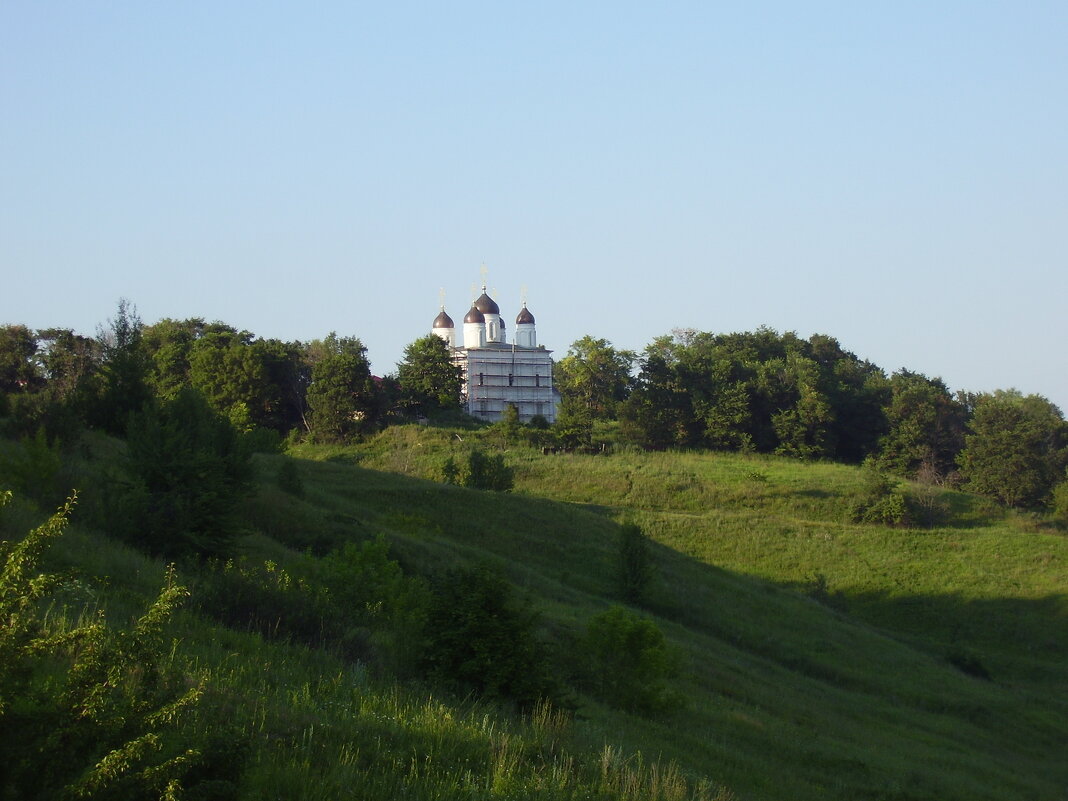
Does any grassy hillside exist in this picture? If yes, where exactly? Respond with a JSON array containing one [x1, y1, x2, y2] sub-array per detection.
[[3, 425, 1066, 800]]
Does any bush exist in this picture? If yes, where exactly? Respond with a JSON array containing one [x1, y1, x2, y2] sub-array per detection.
[[421, 565, 555, 706], [1052, 477, 1068, 524], [462, 448, 514, 491], [0, 426, 62, 505], [0, 491, 206, 800], [193, 557, 337, 652], [617, 522, 654, 606], [122, 386, 251, 557], [319, 537, 429, 671], [849, 462, 911, 526], [275, 457, 304, 497], [581, 605, 681, 716]]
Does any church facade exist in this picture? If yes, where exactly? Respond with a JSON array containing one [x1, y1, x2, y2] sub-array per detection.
[[431, 286, 559, 423]]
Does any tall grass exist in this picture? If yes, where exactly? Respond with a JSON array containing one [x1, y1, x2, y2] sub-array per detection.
[[4, 424, 1066, 800]]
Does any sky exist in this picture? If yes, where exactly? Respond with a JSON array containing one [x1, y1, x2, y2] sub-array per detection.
[[3, 2, 1066, 411]]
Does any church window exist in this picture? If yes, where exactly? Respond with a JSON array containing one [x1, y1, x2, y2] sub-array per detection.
[[478, 372, 484, 386]]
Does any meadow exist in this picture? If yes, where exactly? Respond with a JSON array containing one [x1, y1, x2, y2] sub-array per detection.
[[2, 424, 1065, 800]]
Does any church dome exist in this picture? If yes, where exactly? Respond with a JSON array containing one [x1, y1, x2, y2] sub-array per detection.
[[433, 310, 454, 329], [516, 306, 535, 325], [464, 305, 485, 324], [474, 291, 500, 315]]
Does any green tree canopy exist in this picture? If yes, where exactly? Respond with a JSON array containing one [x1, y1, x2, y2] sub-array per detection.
[[554, 336, 635, 421], [957, 391, 1068, 507], [874, 370, 968, 478], [305, 334, 381, 442], [396, 334, 463, 417], [124, 386, 251, 556]]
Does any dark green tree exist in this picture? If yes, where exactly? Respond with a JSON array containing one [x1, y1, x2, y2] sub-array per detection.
[[0, 324, 43, 394], [874, 370, 967, 478], [421, 565, 554, 705], [617, 522, 654, 606], [123, 386, 251, 556], [957, 391, 1068, 507], [554, 336, 635, 421], [396, 334, 463, 417], [305, 334, 381, 442], [619, 338, 689, 450], [93, 299, 152, 435], [582, 606, 679, 715]]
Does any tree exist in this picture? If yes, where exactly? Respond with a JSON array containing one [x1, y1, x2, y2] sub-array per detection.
[[554, 336, 635, 421], [421, 565, 555, 705], [617, 522, 654, 606], [619, 339, 689, 450], [94, 299, 152, 435], [874, 370, 967, 478], [396, 335, 462, 417], [582, 606, 679, 715], [305, 334, 382, 442], [0, 324, 43, 394], [123, 386, 251, 556], [957, 391, 1068, 507], [187, 330, 272, 431]]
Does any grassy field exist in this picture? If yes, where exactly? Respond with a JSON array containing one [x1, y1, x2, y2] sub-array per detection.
[[4, 424, 1066, 800]]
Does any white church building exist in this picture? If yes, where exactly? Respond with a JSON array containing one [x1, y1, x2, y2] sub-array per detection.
[[431, 285, 559, 423]]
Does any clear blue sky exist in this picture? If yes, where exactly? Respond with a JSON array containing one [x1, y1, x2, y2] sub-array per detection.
[[3, 2, 1066, 411]]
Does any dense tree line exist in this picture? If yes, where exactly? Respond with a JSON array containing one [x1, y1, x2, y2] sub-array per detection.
[[555, 327, 1067, 510], [3, 305, 1067, 513]]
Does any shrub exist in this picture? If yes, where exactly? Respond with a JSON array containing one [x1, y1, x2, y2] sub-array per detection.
[[441, 455, 459, 485], [0, 426, 62, 505], [421, 565, 555, 706], [275, 457, 304, 497], [0, 491, 206, 800], [1052, 476, 1068, 523], [462, 448, 514, 491], [617, 522, 654, 606], [582, 605, 681, 716], [123, 386, 251, 557], [193, 557, 337, 653], [849, 461, 911, 526]]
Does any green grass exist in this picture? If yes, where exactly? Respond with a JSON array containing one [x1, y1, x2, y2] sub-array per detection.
[[4, 424, 1067, 800]]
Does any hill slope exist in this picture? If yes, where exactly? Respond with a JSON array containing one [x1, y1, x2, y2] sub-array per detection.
[[4, 426, 1066, 800]]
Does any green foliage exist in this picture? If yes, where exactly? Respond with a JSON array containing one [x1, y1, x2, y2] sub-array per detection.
[[0, 427, 62, 505], [440, 455, 459, 485], [616, 522, 654, 606], [581, 606, 680, 716], [396, 334, 463, 417], [305, 334, 381, 443], [1052, 475, 1068, 523], [122, 386, 251, 557], [554, 336, 635, 423], [421, 565, 556, 706], [620, 328, 889, 462], [849, 461, 911, 526], [275, 457, 304, 496], [0, 492, 204, 800], [958, 391, 1068, 507], [93, 299, 152, 436], [461, 447, 514, 491], [494, 402, 522, 443], [193, 556, 337, 651], [874, 370, 966, 478]]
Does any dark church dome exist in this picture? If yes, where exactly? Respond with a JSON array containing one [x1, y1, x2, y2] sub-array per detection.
[[433, 310, 454, 329], [474, 292, 500, 315], [516, 306, 535, 325], [464, 306, 485, 324]]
